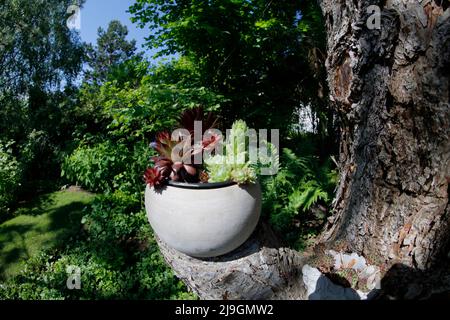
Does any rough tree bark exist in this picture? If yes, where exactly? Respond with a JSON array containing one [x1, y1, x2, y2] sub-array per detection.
[[156, 0, 450, 299], [157, 223, 307, 300], [320, 0, 450, 270]]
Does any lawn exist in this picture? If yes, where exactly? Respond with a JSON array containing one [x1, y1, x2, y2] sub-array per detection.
[[0, 188, 95, 281]]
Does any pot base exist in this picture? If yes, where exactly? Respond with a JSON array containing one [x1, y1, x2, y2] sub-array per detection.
[[145, 182, 262, 258]]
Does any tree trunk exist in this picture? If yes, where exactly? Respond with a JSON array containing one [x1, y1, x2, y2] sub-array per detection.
[[157, 222, 308, 300], [156, 0, 450, 299], [319, 0, 450, 270]]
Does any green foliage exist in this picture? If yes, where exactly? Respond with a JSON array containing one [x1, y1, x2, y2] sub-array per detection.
[[106, 57, 150, 87], [100, 78, 223, 141], [261, 148, 337, 239], [19, 129, 61, 184], [0, 0, 84, 141], [74, 62, 224, 144], [129, 0, 327, 134], [0, 191, 195, 300], [0, 141, 22, 218], [62, 141, 154, 195], [0, 0, 85, 194], [0, 0, 84, 95], [82, 191, 143, 243], [0, 190, 94, 280], [62, 142, 127, 193], [150, 57, 202, 87]]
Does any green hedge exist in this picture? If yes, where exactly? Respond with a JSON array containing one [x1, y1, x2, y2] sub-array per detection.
[[0, 141, 22, 218]]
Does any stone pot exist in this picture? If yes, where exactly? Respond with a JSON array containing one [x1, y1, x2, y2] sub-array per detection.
[[145, 181, 262, 258]]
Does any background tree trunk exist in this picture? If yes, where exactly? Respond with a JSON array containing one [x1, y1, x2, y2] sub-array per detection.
[[157, 0, 450, 299], [319, 0, 450, 270]]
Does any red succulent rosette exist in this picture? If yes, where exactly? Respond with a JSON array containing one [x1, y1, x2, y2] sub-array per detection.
[[144, 106, 222, 187], [143, 167, 164, 188]]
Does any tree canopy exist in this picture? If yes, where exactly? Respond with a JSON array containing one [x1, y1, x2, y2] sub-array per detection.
[[129, 0, 328, 135], [85, 20, 142, 84]]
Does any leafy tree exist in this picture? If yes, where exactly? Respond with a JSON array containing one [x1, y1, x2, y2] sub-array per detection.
[[0, 0, 84, 94], [73, 59, 224, 143], [85, 20, 142, 84], [0, 0, 84, 137], [129, 0, 329, 138], [0, 0, 85, 188]]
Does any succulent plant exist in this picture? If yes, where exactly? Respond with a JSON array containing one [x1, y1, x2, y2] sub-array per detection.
[[178, 106, 219, 136], [201, 129, 222, 153], [205, 120, 257, 185], [150, 132, 198, 184], [144, 167, 164, 188], [144, 107, 222, 187], [144, 108, 272, 188], [336, 268, 359, 289], [180, 107, 222, 157]]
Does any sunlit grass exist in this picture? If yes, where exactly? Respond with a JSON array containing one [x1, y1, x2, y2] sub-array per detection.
[[0, 190, 95, 281]]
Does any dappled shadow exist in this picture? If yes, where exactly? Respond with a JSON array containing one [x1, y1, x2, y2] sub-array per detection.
[[0, 223, 33, 281], [13, 193, 56, 217], [304, 262, 450, 300], [0, 182, 62, 225], [47, 201, 87, 234], [0, 200, 89, 281]]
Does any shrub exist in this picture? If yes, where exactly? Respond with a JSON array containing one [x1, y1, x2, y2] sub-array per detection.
[[62, 141, 154, 194], [0, 140, 22, 218], [75, 73, 224, 144], [0, 191, 196, 300], [62, 141, 127, 193]]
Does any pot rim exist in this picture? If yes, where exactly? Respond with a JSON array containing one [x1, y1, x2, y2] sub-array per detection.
[[167, 180, 236, 189]]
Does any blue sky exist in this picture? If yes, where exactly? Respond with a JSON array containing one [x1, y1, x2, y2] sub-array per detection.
[[79, 0, 158, 59]]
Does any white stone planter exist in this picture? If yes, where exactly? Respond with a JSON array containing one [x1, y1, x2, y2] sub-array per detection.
[[145, 181, 262, 258]]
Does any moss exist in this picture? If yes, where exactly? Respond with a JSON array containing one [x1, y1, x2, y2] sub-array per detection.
[[357, 277, 371, 292], [307, 247, 335, 273], [365, 251, 385, 270], [332, 239, 349, 252], [336, 268, 359, 288]]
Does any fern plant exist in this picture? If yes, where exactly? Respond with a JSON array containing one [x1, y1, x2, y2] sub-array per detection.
[[261, 148, 337, 237]]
